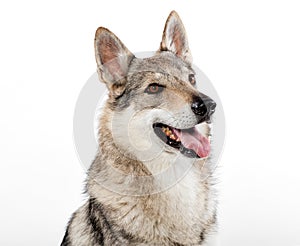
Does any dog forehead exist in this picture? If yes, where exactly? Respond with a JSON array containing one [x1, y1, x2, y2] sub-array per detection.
[[129, 52, 192, 80]]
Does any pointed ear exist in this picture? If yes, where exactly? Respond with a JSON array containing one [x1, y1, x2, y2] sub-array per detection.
[[160, 11, 192, 64], [94, 27, 134, 96]]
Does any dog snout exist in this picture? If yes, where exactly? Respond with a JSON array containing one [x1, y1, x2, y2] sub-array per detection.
[[191, 95, 216, 119]]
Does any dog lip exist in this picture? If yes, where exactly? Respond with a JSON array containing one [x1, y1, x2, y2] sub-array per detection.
[[153, 121, 198, 131], [152, 122, 210, 158], [153, 123, 202, 158], [153, 119, 211, 130]]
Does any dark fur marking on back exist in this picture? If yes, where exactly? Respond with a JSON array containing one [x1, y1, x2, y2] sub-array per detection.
[[199, 210, 217, 244], [60, 229, 70, 246], [88, 198, 105, 245], [60, 213, 76, 246], [88, 198, 138, 244]]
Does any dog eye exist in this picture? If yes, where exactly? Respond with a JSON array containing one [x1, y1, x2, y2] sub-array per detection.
[[145, 83, 164, 94], [189, 74, 196, 84]]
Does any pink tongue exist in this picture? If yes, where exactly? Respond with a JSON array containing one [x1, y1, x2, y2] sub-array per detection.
[[174, 127, 210, 158]]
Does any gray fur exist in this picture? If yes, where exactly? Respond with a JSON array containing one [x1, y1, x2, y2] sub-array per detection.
[[62, 11, 217, 246]]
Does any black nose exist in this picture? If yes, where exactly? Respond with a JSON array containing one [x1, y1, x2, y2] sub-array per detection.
[[191, 95, 216, 117]]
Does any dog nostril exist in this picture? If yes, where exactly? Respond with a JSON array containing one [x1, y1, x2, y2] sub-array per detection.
[[208, 101, 216, 113], [205, 101, 216, 118], [210, 101, 216, 110]]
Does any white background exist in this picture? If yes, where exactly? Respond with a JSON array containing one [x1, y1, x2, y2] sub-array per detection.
[[0, 1, 299, 245]]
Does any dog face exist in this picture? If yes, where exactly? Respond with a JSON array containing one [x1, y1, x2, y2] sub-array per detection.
[[95, 11, 216, 165]]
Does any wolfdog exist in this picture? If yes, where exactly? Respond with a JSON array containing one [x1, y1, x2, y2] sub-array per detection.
[[61, 10, 218, 246]]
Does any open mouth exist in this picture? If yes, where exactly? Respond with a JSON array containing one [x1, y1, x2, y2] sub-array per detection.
[[153, 123, 210, 159]]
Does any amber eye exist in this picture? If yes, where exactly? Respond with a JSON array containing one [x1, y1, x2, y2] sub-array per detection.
[[189, 74, 196, 84], [145, 83, 164, 94]]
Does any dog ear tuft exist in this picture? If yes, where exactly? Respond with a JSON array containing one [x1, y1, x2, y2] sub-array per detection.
[[160, 11, 192, 64], [94, 27, 134, 96]]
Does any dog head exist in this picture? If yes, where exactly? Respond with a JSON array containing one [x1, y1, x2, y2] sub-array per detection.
[[94, 11, 216, 166]]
